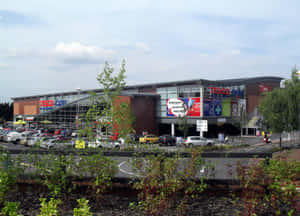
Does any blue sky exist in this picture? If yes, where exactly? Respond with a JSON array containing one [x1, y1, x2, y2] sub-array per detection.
[[1, 0, 300, 102]]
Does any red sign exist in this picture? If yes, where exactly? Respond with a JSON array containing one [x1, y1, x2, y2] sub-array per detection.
[[40, 100, 54, 107], [208, 87, 230, 95], [259, 84, 272, 93], [167, 97, 201, 117]]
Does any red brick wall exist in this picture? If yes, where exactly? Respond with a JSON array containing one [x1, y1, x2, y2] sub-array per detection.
[[112, 95, 158, 135], [14, 100, 40, 115], [132, 96, 158, 135], [246, 82, 280, 114], [112, 96, 131, 133]]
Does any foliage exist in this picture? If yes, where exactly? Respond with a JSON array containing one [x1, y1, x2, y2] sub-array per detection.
[[73, 198, 93, 216], [131, 149, 209, 215], [0, 202, 22, 216], [23, 153, 73, 198], [37, 198, 61, 216], [71, 151, 118, 195], [112, 99, 136, 142], [259, 67, 300, 134], [79, 60, 135, 143], [0, 153, 21, 204], [236, 156, 300, 215], [0, 103, 13, 123], [176, 105, 191, 139]]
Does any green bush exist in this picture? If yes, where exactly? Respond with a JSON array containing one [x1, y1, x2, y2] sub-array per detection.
[[237, 156, 300, 215]]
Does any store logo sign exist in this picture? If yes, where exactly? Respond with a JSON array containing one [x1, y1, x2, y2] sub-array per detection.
[[40, 100, 67, 110], [208, 87, 230, 95], [208, 86, 244, 98]]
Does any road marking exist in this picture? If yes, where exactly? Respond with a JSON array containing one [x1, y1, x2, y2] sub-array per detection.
[[118, 161, 143, 177]]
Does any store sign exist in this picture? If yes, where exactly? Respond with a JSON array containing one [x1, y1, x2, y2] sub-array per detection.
[[167, 97, 201, 117], [24, 117, 34, 121], [208, 87, 230, 95], [208, 86, 244, 98], [40, 100, 67, 110]]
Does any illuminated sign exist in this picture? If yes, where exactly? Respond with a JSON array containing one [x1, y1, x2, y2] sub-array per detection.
[[208, 86, 244, 98], [40, 100, 67, 110], [208, 87, 230, 95], [167, 97, 201, 117]]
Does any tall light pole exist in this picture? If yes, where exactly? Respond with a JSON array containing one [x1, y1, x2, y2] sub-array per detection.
[[76, 87, 81, 130]]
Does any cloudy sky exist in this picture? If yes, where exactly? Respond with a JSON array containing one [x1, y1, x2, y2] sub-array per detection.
[[1, 0, 300, 102]]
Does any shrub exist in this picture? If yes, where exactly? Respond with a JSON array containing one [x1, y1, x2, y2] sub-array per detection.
[[236, 156, 300, 215]]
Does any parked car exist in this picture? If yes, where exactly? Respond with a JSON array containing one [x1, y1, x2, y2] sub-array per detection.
[[20, 131, 36, 145], [184, 136, 214, 147], [6, 131, 22, 144], [40, 138, 65, 149], [0, 130, 10, 141], [27, 133, 42, 147], [41, 132, 53, 137], [53, 135, 72, 142], [88, 137, 122, 149], [38, 137, 53, 148], [139, 134, 159, 144], [159, 135, 176, 146], [118, 134, 140, 144]]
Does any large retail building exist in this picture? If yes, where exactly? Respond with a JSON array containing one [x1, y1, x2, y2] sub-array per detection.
[[12, 76, 282, 137]]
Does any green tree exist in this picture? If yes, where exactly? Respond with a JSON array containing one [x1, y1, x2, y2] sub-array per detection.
[[0, 103, 13, 123], [259, 67, 300, 146], [79, 60, 135, 142]]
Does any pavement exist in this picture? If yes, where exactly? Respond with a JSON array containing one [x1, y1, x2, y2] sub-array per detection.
[[273, 148, 300, 162]]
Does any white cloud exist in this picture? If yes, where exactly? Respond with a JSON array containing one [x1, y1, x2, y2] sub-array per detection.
[[5, 48, 43, 58], [0, 64, 9, 69], [53, 42, 116, 64], [135, 42, 151, 54]]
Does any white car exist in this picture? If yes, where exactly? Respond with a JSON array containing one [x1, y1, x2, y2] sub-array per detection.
[[40, 138, 65, 149], [88, 138, 122, 149], [184, 136, 214, 147], [6, 131, 22, 144], [19, 131, 36, 145]]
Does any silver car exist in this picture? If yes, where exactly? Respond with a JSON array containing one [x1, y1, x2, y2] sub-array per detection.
[[88, 137, 122, 149], [40, 138, 65, 149], [184, 136, 214, 147]]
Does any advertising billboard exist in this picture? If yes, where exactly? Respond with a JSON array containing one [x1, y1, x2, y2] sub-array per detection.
[[222, 99, 231, 117], [231, 101, 239, 116], [167, 97, 201, 117], [203, 99, 222, 117]]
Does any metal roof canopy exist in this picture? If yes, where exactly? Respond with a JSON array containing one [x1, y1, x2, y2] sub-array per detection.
[[12, 76, 283, 101]]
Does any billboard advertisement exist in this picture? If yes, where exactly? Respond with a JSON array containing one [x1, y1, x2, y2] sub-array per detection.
[[167, 97, 201, 117], [203, 99, 222, 117], [231, 101, 239, 116], [222, 99, 231, 117]]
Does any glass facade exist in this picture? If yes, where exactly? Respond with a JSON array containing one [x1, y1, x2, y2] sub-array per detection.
[[157, 85, 200, 117], [158, 84, 246, 118]]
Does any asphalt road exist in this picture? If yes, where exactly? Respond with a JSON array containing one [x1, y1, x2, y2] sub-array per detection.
[[0, 141, 259, 181]]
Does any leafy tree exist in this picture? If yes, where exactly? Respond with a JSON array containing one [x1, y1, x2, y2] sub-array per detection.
[[259, 67, 300, 146], [177, 112, 189, 139], [0, 103, 13, 123], [79, 60, 135, 142]]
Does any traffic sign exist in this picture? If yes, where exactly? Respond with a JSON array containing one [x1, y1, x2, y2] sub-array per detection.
[[196, 120, 208, 131]]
